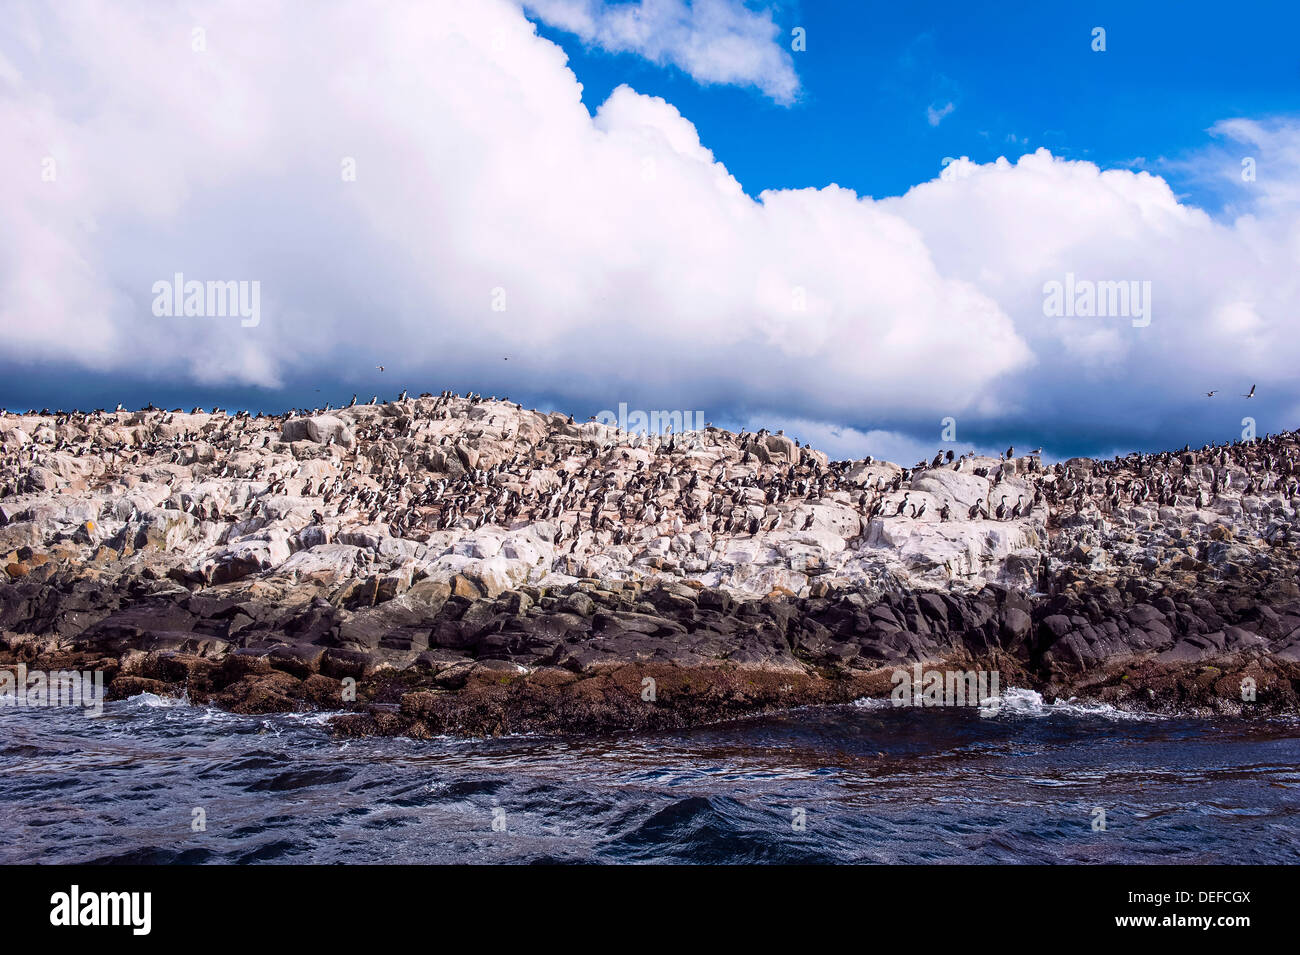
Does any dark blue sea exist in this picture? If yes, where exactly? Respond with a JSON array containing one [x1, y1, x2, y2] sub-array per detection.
[[2, 689, 1297, 864]]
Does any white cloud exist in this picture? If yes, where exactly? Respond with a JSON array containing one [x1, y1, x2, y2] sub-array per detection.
[[2, 0, 1299, 459], [523, 0, 799, 103], [926, 101, 955, 127], [888, 144, 1300, 424], [1183, 117, 1300, 212], [0, 0, 1025, 411]]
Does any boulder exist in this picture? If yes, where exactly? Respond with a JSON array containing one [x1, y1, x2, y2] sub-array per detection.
[[280, 415, 355, 448]]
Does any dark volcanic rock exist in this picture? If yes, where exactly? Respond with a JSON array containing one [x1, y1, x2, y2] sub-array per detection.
[[3, 535, 1300, 736]]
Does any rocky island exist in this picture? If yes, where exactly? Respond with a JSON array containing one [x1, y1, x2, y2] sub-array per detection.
[[2, 393, 1298, 737]]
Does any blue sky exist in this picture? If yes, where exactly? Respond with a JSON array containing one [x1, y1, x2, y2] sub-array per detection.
[[534, 1, 1299, 211], [3, 0, 1300, 464]]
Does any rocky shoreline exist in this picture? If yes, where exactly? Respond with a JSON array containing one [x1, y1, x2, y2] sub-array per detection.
[[2, 556, 1297, 737], [2, 397, 1299, 736]]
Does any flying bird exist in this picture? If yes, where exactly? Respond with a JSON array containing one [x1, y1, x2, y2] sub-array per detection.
[[1205, 391, 1217, 397], [1242, 384, 1256, 398], [376, 365, 385, 372]]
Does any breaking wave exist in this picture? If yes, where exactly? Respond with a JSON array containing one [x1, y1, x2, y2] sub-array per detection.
[[979, 687, 1161, 721]]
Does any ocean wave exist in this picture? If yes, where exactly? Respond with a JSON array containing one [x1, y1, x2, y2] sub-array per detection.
[[850, 696, 892, 710], [124, 690, 190, 708], [279, 710, 347, 726], [979, 687, 1160, 721], [850, 687, 1162, 721]]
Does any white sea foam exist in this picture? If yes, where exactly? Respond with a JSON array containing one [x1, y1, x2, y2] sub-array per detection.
[[850, 696, 892, 710], [125, 691, 189, 708], [281, 710, 346, 726], [851, 687, 1162, 720], [979, 687, 1159, 721]]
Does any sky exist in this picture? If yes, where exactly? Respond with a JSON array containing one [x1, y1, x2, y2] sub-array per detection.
[[2, 0, 1299, 464]]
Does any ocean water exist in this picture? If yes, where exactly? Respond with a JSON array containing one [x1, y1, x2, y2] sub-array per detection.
[[1, 690, 1297, 864]]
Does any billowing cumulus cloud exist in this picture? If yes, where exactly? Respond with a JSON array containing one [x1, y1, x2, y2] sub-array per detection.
[[2, 0, 1298, 459], [891, 142, 1300, 450]]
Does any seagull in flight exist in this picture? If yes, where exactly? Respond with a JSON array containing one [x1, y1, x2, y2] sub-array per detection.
[[1242, 384, 1256, 398], [1205, 391, 1217, 397], [376, 365, 385, 372]]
